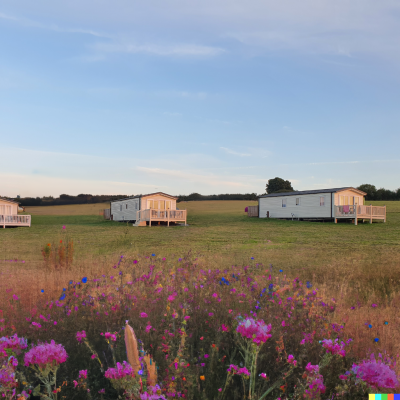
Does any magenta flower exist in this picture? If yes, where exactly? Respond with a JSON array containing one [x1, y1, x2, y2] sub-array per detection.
[[140, 312, 148, 318], [145, 325, 152, 333], [352, 354, 399, 389], [104, 332, 117, 342], [79, 370, 88, 380], [237, 318, 272, 345], [227, 364, 250, 376], [260, 372, 267, 379], [321, 338, 350, 357], [24, 340, 68, 368], [105, 361, 135, 380], [12, 294, 19, 301], [76, 330, 86, 343]]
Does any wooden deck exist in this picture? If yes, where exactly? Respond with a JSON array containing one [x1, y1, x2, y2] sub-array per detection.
[[334, 205, 386, 225], [135, 209, 187, 226], [1, 215, 31, 228]]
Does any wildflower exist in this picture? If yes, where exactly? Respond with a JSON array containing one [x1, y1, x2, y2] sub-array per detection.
[[12, 294, 19, 301], [204, 354, 209, 359], [140, 312, 148, 318], [62, 225, 66, 229], [151, 253, 156, 256], [371, 303, 378, 308], [260, 372, 267, 379], [145, 325, 152, 333], [76, 331, 86, 342], [321, 338, 349, 357], [222, 324, 229, 332], [352, 354, 399, 389], [24, 340, 68, 368], [287, 355, 297, 366], [237, 318, 272, 345], [79, 370, 88, 380], [82, 277, 88, 283], [105, 361, 135, 380], [200, 375, 205, 380], [91, 354, 96, 359]]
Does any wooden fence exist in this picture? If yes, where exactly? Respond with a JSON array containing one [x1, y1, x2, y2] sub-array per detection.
[[247, 206, 259, 217]]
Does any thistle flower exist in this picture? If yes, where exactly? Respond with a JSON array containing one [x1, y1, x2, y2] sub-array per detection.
[[24, 340, 68, 369]]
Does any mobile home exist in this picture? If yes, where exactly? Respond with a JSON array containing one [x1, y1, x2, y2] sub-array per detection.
[[258, 187, 386, 225]]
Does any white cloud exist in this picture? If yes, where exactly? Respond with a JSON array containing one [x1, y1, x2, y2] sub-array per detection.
[[220, 147, 251, 157], [92, 42, 225, 57]]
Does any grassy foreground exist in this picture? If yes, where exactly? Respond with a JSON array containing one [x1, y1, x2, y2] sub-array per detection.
[[1, 200, 399, 297], [1, 200, 400, 398]]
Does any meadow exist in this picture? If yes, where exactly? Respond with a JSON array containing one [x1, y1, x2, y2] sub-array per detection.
[[1, 200, 400, 399]]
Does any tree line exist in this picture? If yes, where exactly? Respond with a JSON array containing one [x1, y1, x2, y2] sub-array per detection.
[[177, 193, 258, 202], [15, 194, 131, 207]]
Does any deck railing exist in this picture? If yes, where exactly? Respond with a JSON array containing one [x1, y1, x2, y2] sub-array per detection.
[[136, 209, 187, 225], [334, 205, 386, 223], [1, 215, 31, 227]]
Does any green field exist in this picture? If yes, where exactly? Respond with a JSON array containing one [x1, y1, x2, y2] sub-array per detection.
[[1, 200, 400, 302]]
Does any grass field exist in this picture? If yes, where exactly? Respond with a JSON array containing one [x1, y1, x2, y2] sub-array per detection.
[[2, 199, 400, 384], [1, 200, 400, 303]]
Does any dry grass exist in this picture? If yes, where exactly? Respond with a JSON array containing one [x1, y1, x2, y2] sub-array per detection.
[[25, 202, 110, 215], [2, 200, 400, 362]]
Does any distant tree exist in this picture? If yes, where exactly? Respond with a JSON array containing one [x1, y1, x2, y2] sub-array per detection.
[[266, 178, 294, 194], [397, 188, 400, 200], [357, 184, 377, 201]]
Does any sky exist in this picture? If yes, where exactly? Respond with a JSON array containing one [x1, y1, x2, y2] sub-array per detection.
[[1, 0, 400, 197]]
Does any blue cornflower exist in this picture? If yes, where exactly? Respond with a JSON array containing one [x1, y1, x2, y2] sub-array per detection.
[[59, 293, 66, 301], [82, 277, 88, 283], [384, 321, 389, 325], [151, 253, 156, 257], [306, 281, 312, 289], [119, 271, 123, 275], [368, 324, 372, 328], [268, 283, 274, 290], [374, 338, 379, 342], [251, 257, 254, 260], [279, 269, 283, 272], [41, 289, 44, 293], [69, 280, 73, 284], [63, 288, 66, 291]]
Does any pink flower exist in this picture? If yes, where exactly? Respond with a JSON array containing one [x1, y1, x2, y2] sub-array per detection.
[[105, 361, 135, 380], [321, 338, 348, 357], [237, 318, 272, 345], [351, 354, 399, 389], [24, 340, 68, 368], [12, 295, 19, 301], [227, 364, 250, 376], [73, 380, 78, 388], [184, 316, 190, 320], [287, 354, 297, 365], [204, 354, 209, 358], [260, 373, 267, 379], [281, 320, 285, 327], [79, 370, 88, 380], [91, 354, 96, 359], [104, 332, 117, 342], [218, 388, 222, 392], [76, 330, 86, 343], [140, 312, 148, 318], [145, 325, 152, 333], [221, 324, 229, 332], [212, 293, 218, 298]]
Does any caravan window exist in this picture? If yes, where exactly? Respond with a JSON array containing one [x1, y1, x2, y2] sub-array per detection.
[[126, 204, 128, 209], [120, 205, 122, 211], [282, 199, 287, 208], [320, 196, 325, 206], [296, 198, 300, 206]]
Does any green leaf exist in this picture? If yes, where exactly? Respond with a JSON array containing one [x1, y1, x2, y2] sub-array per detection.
[[33, 384, 41, 396]]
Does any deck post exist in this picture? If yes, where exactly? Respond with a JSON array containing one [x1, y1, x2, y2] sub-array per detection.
[[370, 204, 372, 224], [384, 205, 386, 223], [185, 210, 187, 226], [149, 210, 151, 227], [355, 206, 357, 226], [167, 210, 170, 227]]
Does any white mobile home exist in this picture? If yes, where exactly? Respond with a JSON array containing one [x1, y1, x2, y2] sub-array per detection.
[[0, 198, 31, 228], [258, 187, 386, 225], [110, 192, 187, 227]]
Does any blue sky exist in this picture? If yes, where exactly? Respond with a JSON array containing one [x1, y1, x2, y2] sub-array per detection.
[[1, 0, 400, 197]]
